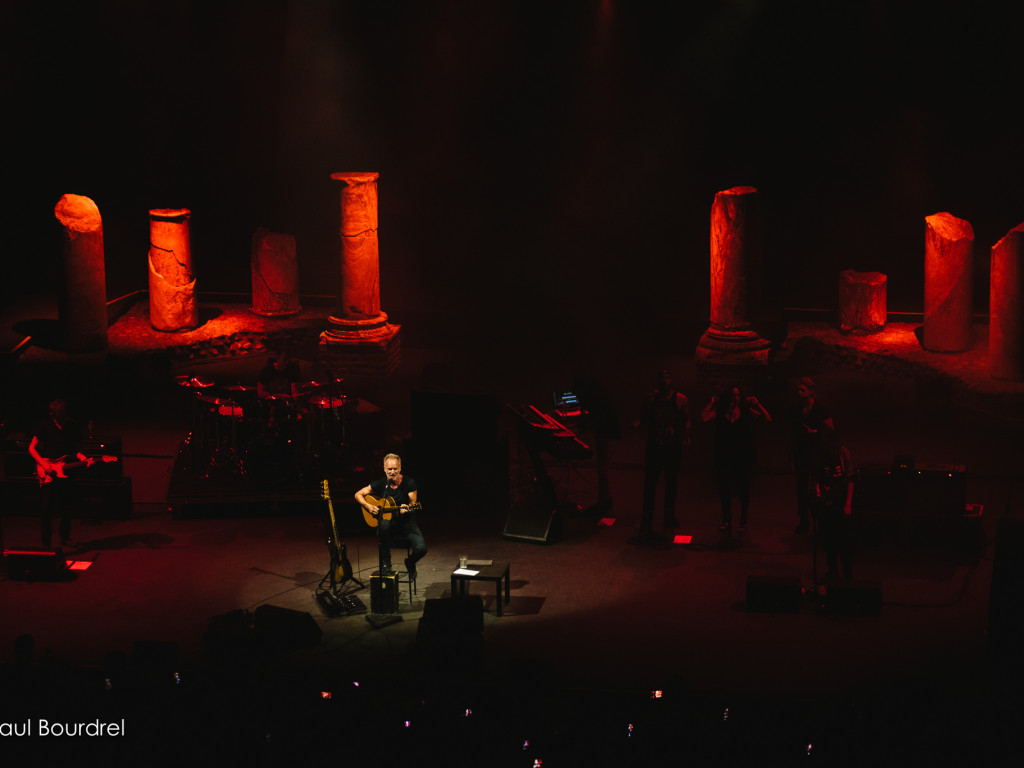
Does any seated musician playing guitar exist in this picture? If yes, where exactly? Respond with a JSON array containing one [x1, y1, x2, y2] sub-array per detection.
[[28, 399, 91, 548], [354, 453, 427, 578]]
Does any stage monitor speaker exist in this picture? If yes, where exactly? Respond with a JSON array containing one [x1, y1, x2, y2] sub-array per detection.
[[4, 548, 66, 581], [417, 596, 484, 663], [204, 609, 254, 655], [370, 574, 401, 614], [988, 518, 1024, 657], [825, 579, 882, 616], [503, 499, 561, 544], [746, 575, 802, 614], [253, 604, 322, 650]]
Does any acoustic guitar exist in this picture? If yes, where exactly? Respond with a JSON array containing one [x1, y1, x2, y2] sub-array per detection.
[[362, 495, 422, 529], [36, 454, 118, 487], [321, 480, 354, 586]]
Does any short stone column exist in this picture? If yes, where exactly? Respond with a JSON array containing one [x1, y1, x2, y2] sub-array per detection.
[[54, 194, 108, 352], [251, 228, 301, 317], [990, 223, 1024, 380], [923, 211, 974, 352], [696, 186, 771, 368], [148, 208, 198, 332], [839, 269, 886, 334], [320, 172, 400, 374]]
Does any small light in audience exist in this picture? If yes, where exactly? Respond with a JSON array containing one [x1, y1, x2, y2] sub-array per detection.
[[650, 690, 663, 699], [723, 707, 730, 721], [321, 691, 332, 699]]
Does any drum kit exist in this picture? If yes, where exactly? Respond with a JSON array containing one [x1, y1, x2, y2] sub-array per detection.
[[176, 373, 351, 482]]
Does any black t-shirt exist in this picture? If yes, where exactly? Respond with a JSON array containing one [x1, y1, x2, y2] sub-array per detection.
[[714, 403, 755, 463], [791, 401, 831, 462], [33, 418, 82, 460], [369, 476, 419, 509], [644, 391, 689, 448]]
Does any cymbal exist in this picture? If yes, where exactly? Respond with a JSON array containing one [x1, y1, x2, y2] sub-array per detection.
[[302, 377, 344, 388], [309, 395, 347, 408], [197, 394, 238, 407], [223, 384, 255, 392], [176, 375, 215, 388]]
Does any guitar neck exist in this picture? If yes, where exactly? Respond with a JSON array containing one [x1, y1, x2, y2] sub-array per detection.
[[323, 481, 342, 544]]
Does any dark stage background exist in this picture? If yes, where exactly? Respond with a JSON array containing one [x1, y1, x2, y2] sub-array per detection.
[[3, 0, 1023, 362]]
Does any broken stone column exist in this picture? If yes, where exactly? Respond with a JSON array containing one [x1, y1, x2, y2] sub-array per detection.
[[990, 223, 1024, 380], [54, 194, 108, 352], [923, 212, 974, 352], [251, 228, 301, 316], [839, 269, 887, 334], [696, 186, 771, 367], [320, 172, 401, 374], [148, 208, 198, 332]]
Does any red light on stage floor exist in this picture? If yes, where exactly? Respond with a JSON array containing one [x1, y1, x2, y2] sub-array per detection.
[[599, 517, 615, 527], [66, 560, 93, 571], [673, 534, 692, 544]]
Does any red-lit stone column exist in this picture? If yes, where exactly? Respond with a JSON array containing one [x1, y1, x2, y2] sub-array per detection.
[[148, 208, 198, 331], [54, 194, 108, 352], [320, 172, 401, 374], [696, 186, 771, 367], [251, 228, 301, 316], [990, 223, 1024, 380], [923, 212, 974, 352], [839, 270, 887, 334]]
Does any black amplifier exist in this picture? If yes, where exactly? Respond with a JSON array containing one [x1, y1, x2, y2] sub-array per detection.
[[370, 574, 400, 614]]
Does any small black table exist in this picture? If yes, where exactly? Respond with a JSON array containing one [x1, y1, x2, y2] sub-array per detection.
[[450, 561, 511, 616]]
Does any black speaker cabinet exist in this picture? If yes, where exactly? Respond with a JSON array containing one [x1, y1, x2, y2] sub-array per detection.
[[253, 604, 322, 650], [371, 574, 401, 614], [825, 579, 882, 616], [746, 575, 802, 614], [4, 548, 66, 581], [417, 596, 484, 663], [503, 499, 561, 544], [989, 519, 1024, 656]]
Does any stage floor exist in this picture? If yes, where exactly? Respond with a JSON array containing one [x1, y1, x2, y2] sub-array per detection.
[[2, 296, 1024, 762]]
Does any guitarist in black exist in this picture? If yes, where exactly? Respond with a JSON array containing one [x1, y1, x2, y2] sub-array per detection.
[[28, 399, 91, 548], [354, 453, 426, 578]]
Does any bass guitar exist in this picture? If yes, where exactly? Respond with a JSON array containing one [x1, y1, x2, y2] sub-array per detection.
[[321, 480, 355, 587], [362, 495, 422, 529], [36, 454, 119, 487]]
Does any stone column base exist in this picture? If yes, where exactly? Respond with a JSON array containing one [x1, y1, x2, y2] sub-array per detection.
[[696, 326, 772, 372], [319, 313, 401, 376]]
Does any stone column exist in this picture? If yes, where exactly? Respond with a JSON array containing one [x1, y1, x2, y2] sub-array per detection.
[[696, 186, 771, 367], [251, 228, 301, 316], [148, 208, 198, 332], [54, 194, 107, 352], [839, 270, 887, 334], [990, 223, 1024, 380], [320, 172, 401, 374], [923, 212, 974, 352]]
